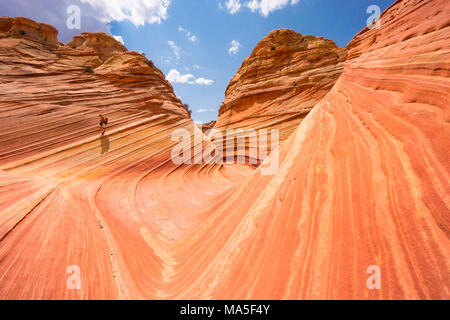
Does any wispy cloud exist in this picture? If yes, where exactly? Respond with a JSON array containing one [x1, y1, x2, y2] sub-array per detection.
[[229, 40, 241, 55], [178, 26, 198, 42], [80, 0, 171, 26], [166, 69, 214, 85], [168, 40, 181, 59], [246, 0, 300, 17], [220, 0, 300, 17], [219, 0, 242, 14]]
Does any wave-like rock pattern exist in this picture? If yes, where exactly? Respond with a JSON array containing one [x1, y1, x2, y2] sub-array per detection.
[[0, 0, 449, 299], [215, 29, 347, 163], [202, 0, 449, 299], [0, 16, 253, 299], [0, 18, 190, 165]]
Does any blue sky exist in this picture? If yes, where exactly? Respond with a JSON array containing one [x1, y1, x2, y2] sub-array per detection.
[[3, 0, 394, 123]]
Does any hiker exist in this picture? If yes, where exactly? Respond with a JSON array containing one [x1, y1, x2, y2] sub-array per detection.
[[99, 114, 108, 135]]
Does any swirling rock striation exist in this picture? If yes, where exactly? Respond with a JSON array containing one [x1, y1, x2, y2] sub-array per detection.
[[202, 0, 450, 299], [0, 0, 449, 300], [215, 29, 347, 163]]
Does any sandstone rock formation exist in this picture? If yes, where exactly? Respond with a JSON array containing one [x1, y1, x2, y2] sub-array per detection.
[[215, 29, 347, 163], [199, 121, 216, 133], [0, 16, 59, 47], [202, 0, 449, 299], [0, 0, 449, 300], [0, 16, 190, 166], [0, 16, 252, 299]]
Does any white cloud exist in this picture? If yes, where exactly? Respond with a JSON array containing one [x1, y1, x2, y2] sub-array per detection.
[[112, 35, 124, 45], [229, 40, 241, 55], [80, 0, 171, 27], [195, 78, 214, 85], [166, 69, 213, 85], [221, 0, 242, 14], [168, 40, 181, 59], [166, 69, 194, 84], [195, 108, 216, 113], [193, 65, 201, 69], [178, 26, 198, 42], [220, 0, 299, 16], [246, 0, 299, 17]]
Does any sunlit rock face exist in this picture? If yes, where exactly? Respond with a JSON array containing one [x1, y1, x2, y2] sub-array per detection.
[[0, 0, 449, 300], [202, 0, 449, 299], [66, 32, 127, 55], [215, 29, 347, 163], [0, 16, 59, 47], [0, 15, 253, 300], [0, 18, 190, 166]]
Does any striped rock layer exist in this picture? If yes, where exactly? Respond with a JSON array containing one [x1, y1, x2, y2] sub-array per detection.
[[215, 29, 347, 164], [0, 0, 449, 299]]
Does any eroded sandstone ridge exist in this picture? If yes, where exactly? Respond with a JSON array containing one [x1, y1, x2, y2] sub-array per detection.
[[0, 16, 253, 300], [215, 29, 347, 159], [0, 17, 192, 165], [203, 0, 449, 299], [0, 16, 59, 47], [0, 0, 449, 300]]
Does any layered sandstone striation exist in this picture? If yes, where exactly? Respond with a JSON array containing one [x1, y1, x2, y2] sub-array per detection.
[[0, 16, 59, 47], [67, 32, 127, 55], [0, 0, 449, 300], [199, 121, 216, 133], [215, 29, 347, 163], [0, 18, 190, 165], [0, 16, 253, 300], [200, 0, 449, 299]]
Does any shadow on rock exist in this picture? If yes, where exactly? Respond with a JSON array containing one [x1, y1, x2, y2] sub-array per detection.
[[100, 136, 110, 154]]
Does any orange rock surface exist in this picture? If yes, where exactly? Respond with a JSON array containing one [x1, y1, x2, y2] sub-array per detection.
[[199, 121, 216, 133], [0, 0, 449, 300], [216, 29, 347, 148], [0, 16, 59, 47]]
